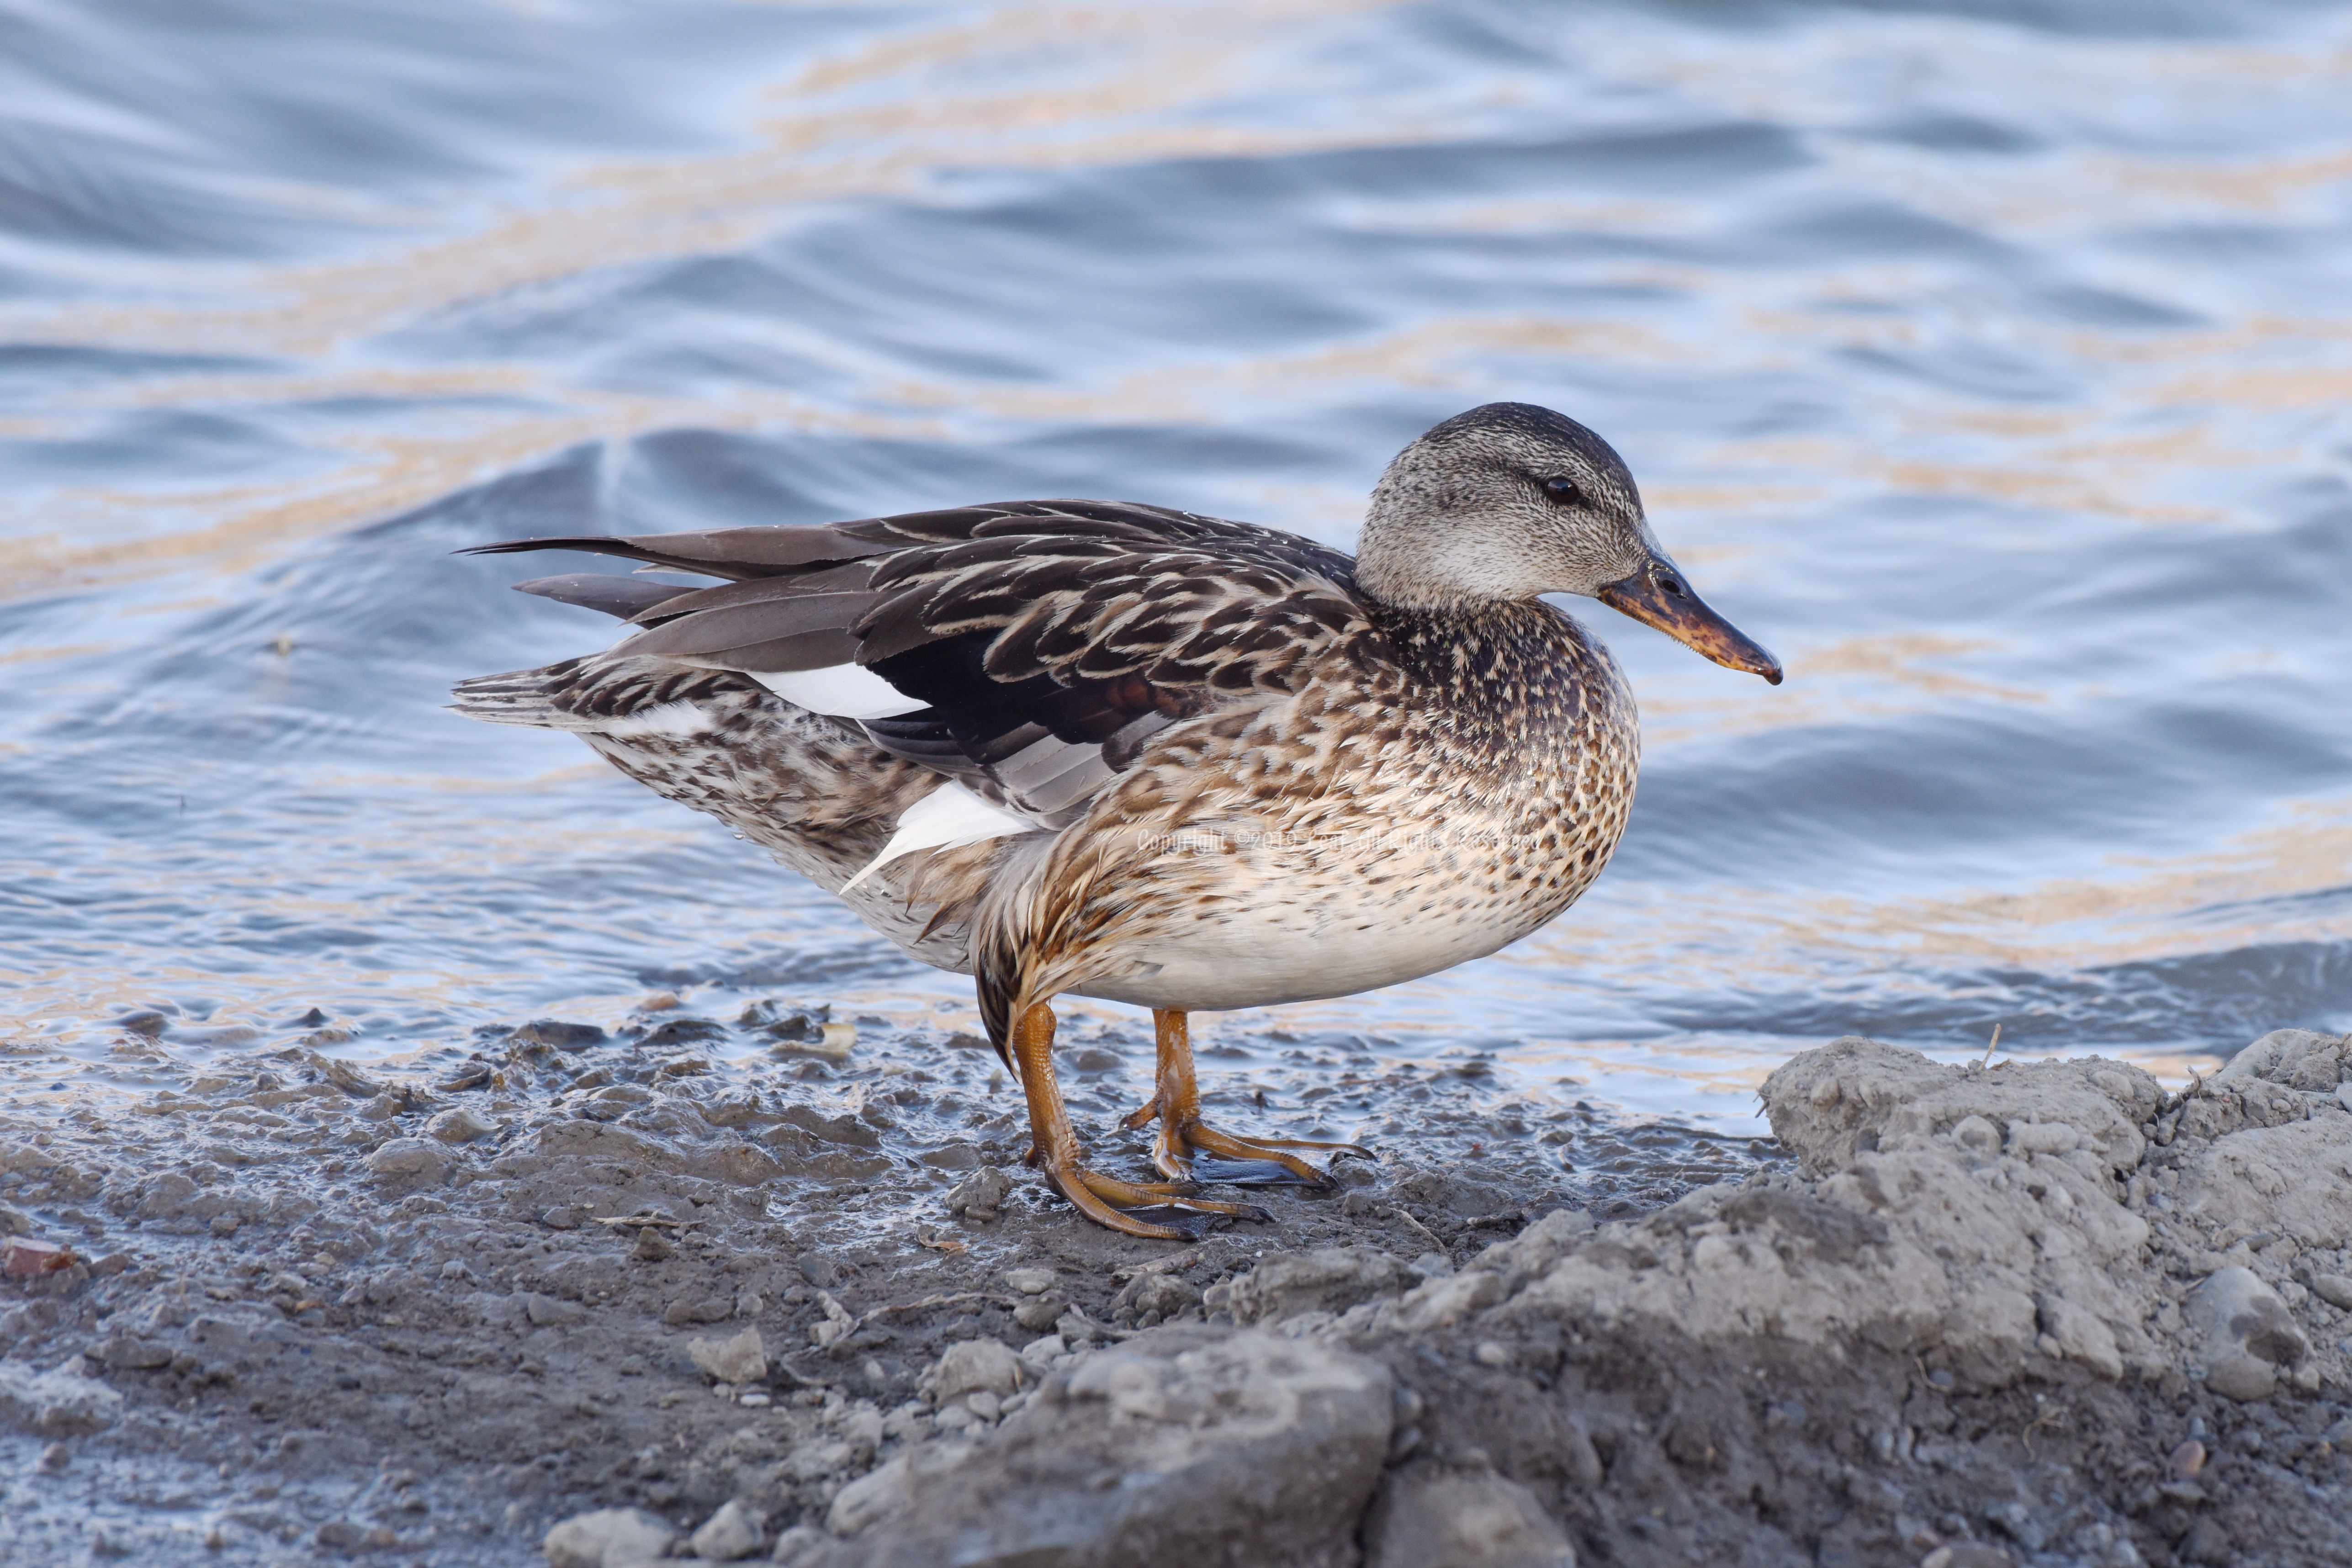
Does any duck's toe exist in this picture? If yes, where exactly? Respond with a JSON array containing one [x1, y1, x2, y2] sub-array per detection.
[[1164, 1117, 1371, 1188], [1043, 1163, 1273, 1240]]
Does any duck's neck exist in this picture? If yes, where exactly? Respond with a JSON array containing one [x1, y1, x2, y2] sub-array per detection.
[[1365, 597, 1606, 718]]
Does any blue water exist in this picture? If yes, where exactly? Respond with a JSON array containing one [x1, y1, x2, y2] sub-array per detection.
[[4, 0, 2349, 1132]]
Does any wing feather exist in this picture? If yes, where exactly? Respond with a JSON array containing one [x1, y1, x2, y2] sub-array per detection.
[[466, 498, 1377, 825]]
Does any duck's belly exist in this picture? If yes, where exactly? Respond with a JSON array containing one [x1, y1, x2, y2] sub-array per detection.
[[1065, 847, 1581, 1012], [1071, 913, 1530, 1012]]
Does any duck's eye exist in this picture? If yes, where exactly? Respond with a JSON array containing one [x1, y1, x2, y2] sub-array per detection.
[[1542, 475, 1582, 505], [1658, 571, 1687, 599]]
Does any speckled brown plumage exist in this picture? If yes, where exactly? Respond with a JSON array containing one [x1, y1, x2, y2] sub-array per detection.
[[453, 402, 1781, 1237]]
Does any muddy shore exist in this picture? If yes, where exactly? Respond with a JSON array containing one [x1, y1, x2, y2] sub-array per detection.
[[4, 1009, 2349, 1567]]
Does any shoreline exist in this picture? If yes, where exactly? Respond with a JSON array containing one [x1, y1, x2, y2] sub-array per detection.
[[3, 1018, 2347, 1566]]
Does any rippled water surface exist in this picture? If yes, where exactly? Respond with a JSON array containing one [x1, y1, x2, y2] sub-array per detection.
[[5, 0, 2350, 1135]]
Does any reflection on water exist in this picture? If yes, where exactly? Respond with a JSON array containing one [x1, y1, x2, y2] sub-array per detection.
[[4, 0, 2349, 1137]]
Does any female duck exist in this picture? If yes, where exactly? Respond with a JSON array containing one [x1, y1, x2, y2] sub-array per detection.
[[455, 403, 1780, 1239]]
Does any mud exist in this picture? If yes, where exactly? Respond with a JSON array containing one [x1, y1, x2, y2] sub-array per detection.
[[0, 995, 1768, 1565], [4, 1015, 2347, 1567]]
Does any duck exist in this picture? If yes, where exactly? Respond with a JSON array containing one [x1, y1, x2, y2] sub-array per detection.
[[452, 402, 1780, 1240]]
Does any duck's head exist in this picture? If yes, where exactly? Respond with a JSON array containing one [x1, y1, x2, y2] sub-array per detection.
[[1356, 402, 1782, 684]]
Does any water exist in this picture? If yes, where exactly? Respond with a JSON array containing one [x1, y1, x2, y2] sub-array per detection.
[[5, 0, 2350, 1138]]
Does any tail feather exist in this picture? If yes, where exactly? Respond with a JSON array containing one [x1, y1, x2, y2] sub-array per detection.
[[450, 657, 753, 733], [449, 660, 587, 729], [451, 651, 989, 975]]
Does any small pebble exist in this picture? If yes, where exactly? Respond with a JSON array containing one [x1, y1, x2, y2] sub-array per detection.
[[688, 1325, 768, 1383], [1014, 1297, 1064, 1332], [1005, 1267, 1055, 1296], [688, 1498, 766, 1561], [2167, 1438, 2206, 1479], [635, 1227, 675, 1262]]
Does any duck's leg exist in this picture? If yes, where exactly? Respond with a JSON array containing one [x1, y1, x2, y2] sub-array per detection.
[[1120, 1009, 1372, 1187], [1012, 1002, 1270, 1241]]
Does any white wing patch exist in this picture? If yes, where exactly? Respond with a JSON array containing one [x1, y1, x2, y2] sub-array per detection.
[[593, 699, 717, 738], [839, 780, 1035, 893], [753, 663, 929, 720]]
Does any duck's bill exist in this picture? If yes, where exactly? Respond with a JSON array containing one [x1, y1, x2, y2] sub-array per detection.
[[1598, 563, 1784, 685]]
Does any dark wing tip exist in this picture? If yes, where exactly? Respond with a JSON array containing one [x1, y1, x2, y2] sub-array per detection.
[[456, 536, 618, 558], [512, 573, 701, 621]]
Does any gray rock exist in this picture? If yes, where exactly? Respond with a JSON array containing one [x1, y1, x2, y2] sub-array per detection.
[[2307, 1273, 2352, 1311], [544, 1506, 674, 1567], [1014, 1297, 1065, 1332], [2216, 1029, 2350, 1092], [425, 1106, 500, 1144], [924, 1337, 1023, 1402], [945, 1166, 1012, 1222], [2186, 1266, 2308, 1368], [1364, 1472, 1577, 1568], [689, 1326, 768, 1384], [312, 1054, 386, 1097], [1219, 1247, 1407, 1324], [810, 1327, 1392, 1567], [690, 1499, 767, 1560], [2204, 1354, 2278, 1403], [1763, 1037, 2159, 1183], [2169, 1117, 2352, 1250], [363, 1138, 453, 1180], [1004, 1267, 1056, 1296]]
